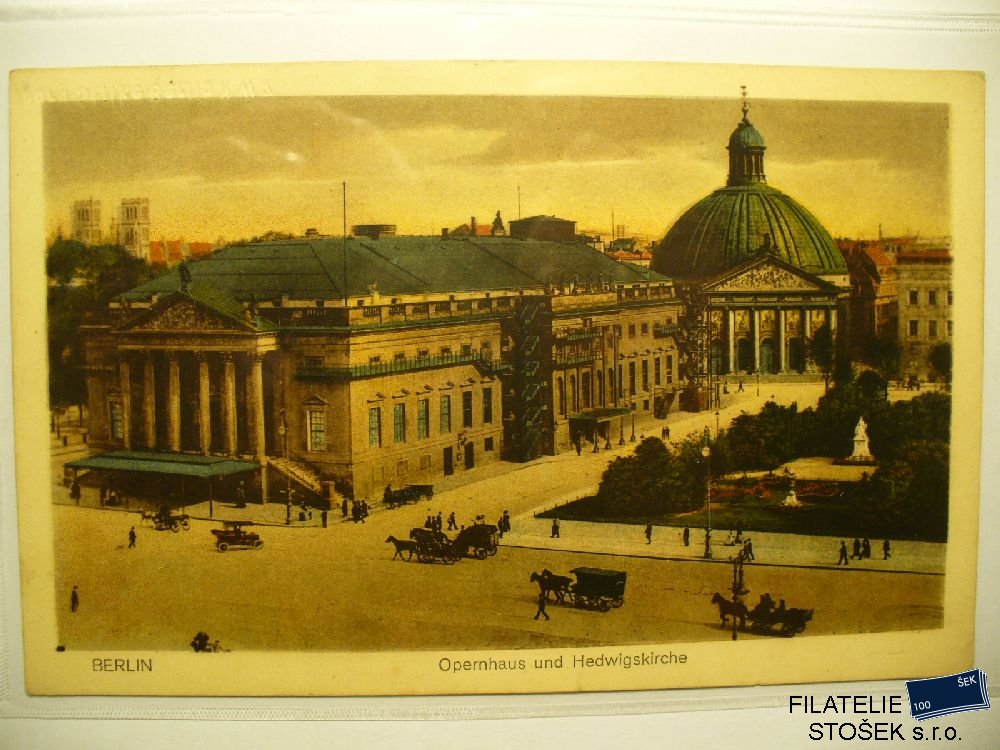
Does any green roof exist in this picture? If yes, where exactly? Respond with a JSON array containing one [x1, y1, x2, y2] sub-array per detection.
[[66, 451, 259, 478], [119, 237, 668, 303]]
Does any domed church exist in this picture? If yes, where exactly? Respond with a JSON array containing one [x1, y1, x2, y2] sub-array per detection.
[[652, 92, 849, 381]]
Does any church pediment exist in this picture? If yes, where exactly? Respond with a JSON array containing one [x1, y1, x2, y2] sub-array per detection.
[[704, 258, 827, 293], [119, 296, 250, 333]]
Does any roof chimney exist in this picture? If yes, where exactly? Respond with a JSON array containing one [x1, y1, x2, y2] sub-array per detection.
[[470, 216, 477, 235]]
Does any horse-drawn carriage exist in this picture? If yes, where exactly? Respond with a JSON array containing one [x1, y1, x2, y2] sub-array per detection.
[[409, 527, 460, 564], [710, 592, 812, 636], [383, 484, 435, 509], [453, 524, 499, 559], [148, 506, 190, 532], [531, 567, 627, 612], [210, 520, 263, 552]]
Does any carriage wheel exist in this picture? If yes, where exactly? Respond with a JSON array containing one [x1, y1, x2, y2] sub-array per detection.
[[181, 519, 191, 530], [217, 542, 228, 552], [475, 548, 487, 560], [599, 599, 612, 612], [611, 596, 624, 608], [253, 540, 263, 549], [487, 547, 497, 556], [171, 522, 181, 533]]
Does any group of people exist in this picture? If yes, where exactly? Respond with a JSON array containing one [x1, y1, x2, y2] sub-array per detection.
[[837, 537, 891, 565], [350, 499, 370, 523]]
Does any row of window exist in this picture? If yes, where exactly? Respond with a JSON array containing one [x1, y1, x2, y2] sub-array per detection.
[[367, 389, 493, 449], [907, 289, 953, 306], [556, 355, 674, 415], [304, 343, 492, 369], [907, 320, 953, 338]]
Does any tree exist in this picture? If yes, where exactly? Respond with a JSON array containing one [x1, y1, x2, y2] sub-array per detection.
[[864, 335, 902, 383], [929, 342, 952, 386], [809, 322, 835, 392]]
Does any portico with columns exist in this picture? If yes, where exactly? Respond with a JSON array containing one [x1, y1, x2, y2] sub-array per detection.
[[700, 255, 844, 375]]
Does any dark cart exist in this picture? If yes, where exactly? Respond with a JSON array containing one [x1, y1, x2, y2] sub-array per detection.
[[210, 520, 263, 552], [383, 484, 434, 509], [409, 527, 459, 564], [569, 567, 627, 611], [453, 524, 499, 559], [154, 507, 190, 533], [746, 597, 813, 636]]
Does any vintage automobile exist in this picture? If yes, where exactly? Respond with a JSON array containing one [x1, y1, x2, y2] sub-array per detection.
[[210, 520, 263, 552]]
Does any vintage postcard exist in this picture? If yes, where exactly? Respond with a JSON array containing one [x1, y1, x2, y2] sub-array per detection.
[[10, 61, 983, 696]]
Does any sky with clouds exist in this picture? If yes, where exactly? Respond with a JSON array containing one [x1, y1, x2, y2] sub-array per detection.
[[44, 95, 949, 244]]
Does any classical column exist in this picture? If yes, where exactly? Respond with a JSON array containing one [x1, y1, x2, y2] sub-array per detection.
[[829, 306, 838, 342], [119, 356, 132, 449], [250, 353, 269, 504], [778, 309, 787, 373], [167, 352, 181, 452], [752, 309, 761, 372], [143, 353, 156, 449], [727, 308, 736, 374], [223, 353, 238, 456], [197, 353, 211, 455]]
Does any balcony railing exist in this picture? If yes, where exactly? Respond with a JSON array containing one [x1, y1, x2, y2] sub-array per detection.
[[653, 323, 683, 339], [297, 351, 489, 380]]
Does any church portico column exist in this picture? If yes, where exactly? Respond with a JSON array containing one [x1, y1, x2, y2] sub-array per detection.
[[752, 309, 761, 372], [119, 356, 132, 449], [829, 306, 838, 343], [167, 352, 181, 452], [142, 353, 155, 449], [727, 308, 735, 374], [197, 353, 211, 456], [778, 309, 787, 373], [223, 353, 238, 457], [250, 353, 269, 504]]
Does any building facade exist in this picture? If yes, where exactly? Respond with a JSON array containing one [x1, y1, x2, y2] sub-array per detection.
[[895, 246, 953, 381], [118, 198, 151, 261], [82, 236, 681, 504], [72, 199, 102, 245]]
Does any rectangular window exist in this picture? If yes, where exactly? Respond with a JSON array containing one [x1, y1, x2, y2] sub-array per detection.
[[666, 355, 674, 384], [419, 455, 432, 470], [654, 357, 662, 386], [462, 390, 474, 428], [307, 409, 326, 451], [368, 407, 382, 448], [461, 343, 473, 356], [908, 289, 919, 305], [617, 364, 624, 398], [641, 360, 649, 391], [947, 290, 954, 305], [641, 322, 649, 335], [396, 459, 408, 476], [304, 355, 324, 368], [928, 290, 937, 306], [393, 352, 406, 361], [628, 323, 636, 338], [909, 320, 919, 337], [440, 395, 452, 433], [417, 398, 430, 439], [484, 437, 495, 452], [393, 403, 406, 443], [947, 320, 953, 336], [483, 387, 493, 424], [928, 320, 938, 338], [368, 355, 381, 365], [109, 401, 124, 440], [628, 361, 636, 395]]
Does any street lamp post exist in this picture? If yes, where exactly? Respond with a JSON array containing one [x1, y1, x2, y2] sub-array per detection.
[[715, 409, 720, 438], [730, 549, 747, 641], [279, 408, 291, 525], [629, 400, 636, 442], [755, 368, 760, 396], [702, 444, 712, 559]]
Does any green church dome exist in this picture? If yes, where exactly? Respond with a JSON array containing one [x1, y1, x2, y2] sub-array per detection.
[[652, 96, 847, 279]]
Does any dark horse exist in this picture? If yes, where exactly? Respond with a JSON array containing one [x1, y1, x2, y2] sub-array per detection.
[[530, 569, 573, 603], [385, 535, 418, 561], [711, 592, 748, 630]]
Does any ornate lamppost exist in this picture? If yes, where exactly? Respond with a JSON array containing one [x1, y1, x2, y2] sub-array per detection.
[[702, 443, 712, 559], [730, 548, 748, 641]]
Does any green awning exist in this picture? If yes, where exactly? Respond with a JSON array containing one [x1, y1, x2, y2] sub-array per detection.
[[568, 407, 631, 423], [66, 451, 259, 478]]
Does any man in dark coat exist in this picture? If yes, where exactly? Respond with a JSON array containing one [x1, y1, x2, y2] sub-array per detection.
[[838, 540, 850, 565], [644, 524, 653, 544], [128, 526, 137, 549], [70, 586, 79, 612], [883, 539, 892, 560], [683, 526, 690, 546], [533, 591, 550, 621], [551, 519, 560, 538], [851, 538, 862, 559]]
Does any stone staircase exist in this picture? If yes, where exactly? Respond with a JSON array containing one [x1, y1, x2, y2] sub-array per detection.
[[268, 456, 324, 495]]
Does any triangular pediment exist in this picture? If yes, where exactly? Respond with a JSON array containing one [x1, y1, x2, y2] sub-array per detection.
[[703, 256, 830, 293], [119, 295, 251, 333]]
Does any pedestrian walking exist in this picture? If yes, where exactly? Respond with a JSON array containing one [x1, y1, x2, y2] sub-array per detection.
[[502, 510, 511, 534], [551, 519, 560, 539], [737, 380, 744, 392], [851, 537, 862, 559], [436, 511, 443, 532], [743, 538, 755, 561], [321, 509, 328, 528], [837, 540, 849, 566], [236, 481, 247, 508], [447, 512, 457, 531], [644, 523, 653, 544], [883, 539, 892, 560], [341, 497, 349, 518], [682, 525, 690, 547], [128, 526, 136, 548], [534, 591, 550, 621], [70, 585, 79, 613], [575, 439, 582, 456], [70, 479, 81, 502], [862, 537, 871, 559]]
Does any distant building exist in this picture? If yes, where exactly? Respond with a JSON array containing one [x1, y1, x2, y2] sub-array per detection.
[[895, 243, 953, 381], [118, 198, 151, 261], [352, 224, 396, 240], [150, 240, 215, 265], [72, 199, 102, 245], [509, 215, 576, 242], [841, 238, 899, 355]]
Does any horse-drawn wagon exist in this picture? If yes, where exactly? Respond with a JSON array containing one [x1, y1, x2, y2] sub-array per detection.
[[569, 567, 627, 611], [149, 506, 190, 532], [383, 484, 434, 509], [409, 527, 459, 564], [453, 524, 499, 559], [710, 592, 812, 636]]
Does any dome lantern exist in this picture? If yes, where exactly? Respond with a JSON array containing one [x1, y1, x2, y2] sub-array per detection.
[[727, 86, 766, 186]]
